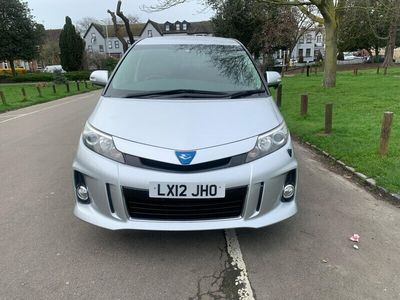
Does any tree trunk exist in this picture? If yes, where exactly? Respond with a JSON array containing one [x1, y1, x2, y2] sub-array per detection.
[[383, 1, 400, 67], [116, 0, 135, 45], [107, 10, 129, 52], [323, 20, 337, 88], [9, 59, 16, 77], [374, 44, 379, 63]]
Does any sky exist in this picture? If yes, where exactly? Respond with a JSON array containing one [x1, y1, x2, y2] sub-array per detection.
[[26, 0, 214, 29]]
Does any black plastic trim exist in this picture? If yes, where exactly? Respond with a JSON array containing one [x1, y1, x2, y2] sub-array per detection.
[[256, 182, 264, 212], [74, 171, 90, 204], [106, 184, 115, 213], [281, 169, 297, 202], [123, 153, 247, 173]]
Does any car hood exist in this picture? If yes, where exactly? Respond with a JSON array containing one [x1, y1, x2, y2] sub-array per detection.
[[89, 96, 283, 150]]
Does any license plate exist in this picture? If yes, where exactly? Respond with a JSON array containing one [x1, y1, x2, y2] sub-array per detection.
[[149, 183, 225, 199]]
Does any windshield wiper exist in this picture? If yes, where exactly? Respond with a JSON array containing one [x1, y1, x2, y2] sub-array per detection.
[[124, 89, 230, 99], [229, 89, 266, 99]]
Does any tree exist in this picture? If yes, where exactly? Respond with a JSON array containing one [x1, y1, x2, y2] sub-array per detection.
[[59, 16, 85, 71], [146, 0, 350, 88], [0, 0, 44, 76], [107, 0, 137, 53], [76, 17, 99, 35], [365, 0, 400, 67], [210, 0, 264, 55]]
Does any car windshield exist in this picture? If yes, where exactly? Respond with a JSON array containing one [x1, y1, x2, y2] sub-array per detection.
[[105, 43, 266, 98]]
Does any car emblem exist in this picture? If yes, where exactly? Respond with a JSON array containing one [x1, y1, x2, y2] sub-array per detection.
[[175, 151, 196, 165]]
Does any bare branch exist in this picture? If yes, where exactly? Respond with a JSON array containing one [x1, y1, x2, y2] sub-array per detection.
[[116, 0, 134, 45], [141, 0, 189, 12], [107, 9, 129, 52]]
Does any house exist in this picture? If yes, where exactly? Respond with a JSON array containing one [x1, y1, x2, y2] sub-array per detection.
[[275, 26, 325, 65], [83, 19, 214, 58]]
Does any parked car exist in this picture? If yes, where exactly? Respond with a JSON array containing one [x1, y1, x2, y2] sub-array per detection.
[[43, 65, 65, 73], [74, 36, 298, 231]]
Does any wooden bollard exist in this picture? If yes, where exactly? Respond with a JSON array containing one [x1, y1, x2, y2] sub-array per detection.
[[52, 84, 57, 94], [353, 69, 358, 76], [66, 82, 70, 93], [306, 65, 310, 77], [325, 103, 333, 134], [76, 81, 80, 91], [37, 86, 42, 97], [384, 67, 388, 75], [377, 67, 380, 74], [379, 112, 394, 155], [276, 84, 282, 108], [21, 87, 27, 101], [0, 91, 6, 105], [300, 95, 308, 116]]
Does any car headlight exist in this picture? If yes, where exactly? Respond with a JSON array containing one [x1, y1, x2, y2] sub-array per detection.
[[82, 123, 125, 163], [246, 122, 289, 162]]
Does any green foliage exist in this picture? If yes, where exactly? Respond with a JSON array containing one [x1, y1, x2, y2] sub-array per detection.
[[277, 67, 400, 192], [0, 0, 45, 75], [64, 71, 91, 81], [59, 16, 85, 71], [337, 0, 388, 52], [86, 53, 119, 72], [0, 72, 53, 83], [104, 57, 119, 72], [52, 70, 67, 84], [209, 0, 296, 58], [0, 71, 91, 83]]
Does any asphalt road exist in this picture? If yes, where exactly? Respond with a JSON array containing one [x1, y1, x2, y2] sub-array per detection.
[[1, 91, 399, 300]]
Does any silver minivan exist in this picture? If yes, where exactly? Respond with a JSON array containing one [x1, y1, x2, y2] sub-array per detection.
[[73, 36, 298, 231]]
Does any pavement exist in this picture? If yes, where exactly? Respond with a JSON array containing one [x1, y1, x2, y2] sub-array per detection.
[[1, 91, 399, 300]]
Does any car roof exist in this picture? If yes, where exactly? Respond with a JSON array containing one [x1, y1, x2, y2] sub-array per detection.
[[136, 36, 240, 46]]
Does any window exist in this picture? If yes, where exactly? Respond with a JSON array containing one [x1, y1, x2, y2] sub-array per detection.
[[306, 48, 311, 57], [316, 34, 322, 44], [115, 41, 120, 48], [306, 34, 312, 43], [88, 45, 93, 53], [182, 23, 187, 31], [91, 33, 96, 43], [99, 45, 104, 52], [148, 30, 153, 37], [107, 44, 264, 97], [299, 36, 304, 44], [166, 24, 170, 31], [176, 23, 180, 31], [298, 49, 303, 57], [108, 41, 112, 49]]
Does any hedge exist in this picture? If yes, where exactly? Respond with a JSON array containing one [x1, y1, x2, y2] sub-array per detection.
[[0, 71, 92, 83]]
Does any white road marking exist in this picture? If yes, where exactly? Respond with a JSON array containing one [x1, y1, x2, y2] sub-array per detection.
[[0, 94, 93, 125], [224, 229, 255, 300], [0, 114, 24, 118]]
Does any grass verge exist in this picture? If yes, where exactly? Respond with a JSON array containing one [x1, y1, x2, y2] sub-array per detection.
[[278, 66, 400, 193], [0, 82, 100, 113]]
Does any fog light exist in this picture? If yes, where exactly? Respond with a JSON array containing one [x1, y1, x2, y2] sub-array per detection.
[[282, 184, 295, 200], [76, 185, 89, 201]]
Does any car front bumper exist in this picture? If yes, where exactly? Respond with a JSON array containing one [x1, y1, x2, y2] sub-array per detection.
[[72, 138, 298, 231]]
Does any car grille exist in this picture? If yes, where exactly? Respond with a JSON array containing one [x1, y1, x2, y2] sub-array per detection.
[[123, 186, 247, 221], [123, 153, 247, 173]]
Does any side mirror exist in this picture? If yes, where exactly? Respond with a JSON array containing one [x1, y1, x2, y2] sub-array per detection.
[[265, 71, 282, 89], [90, 70, 108, 86]]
